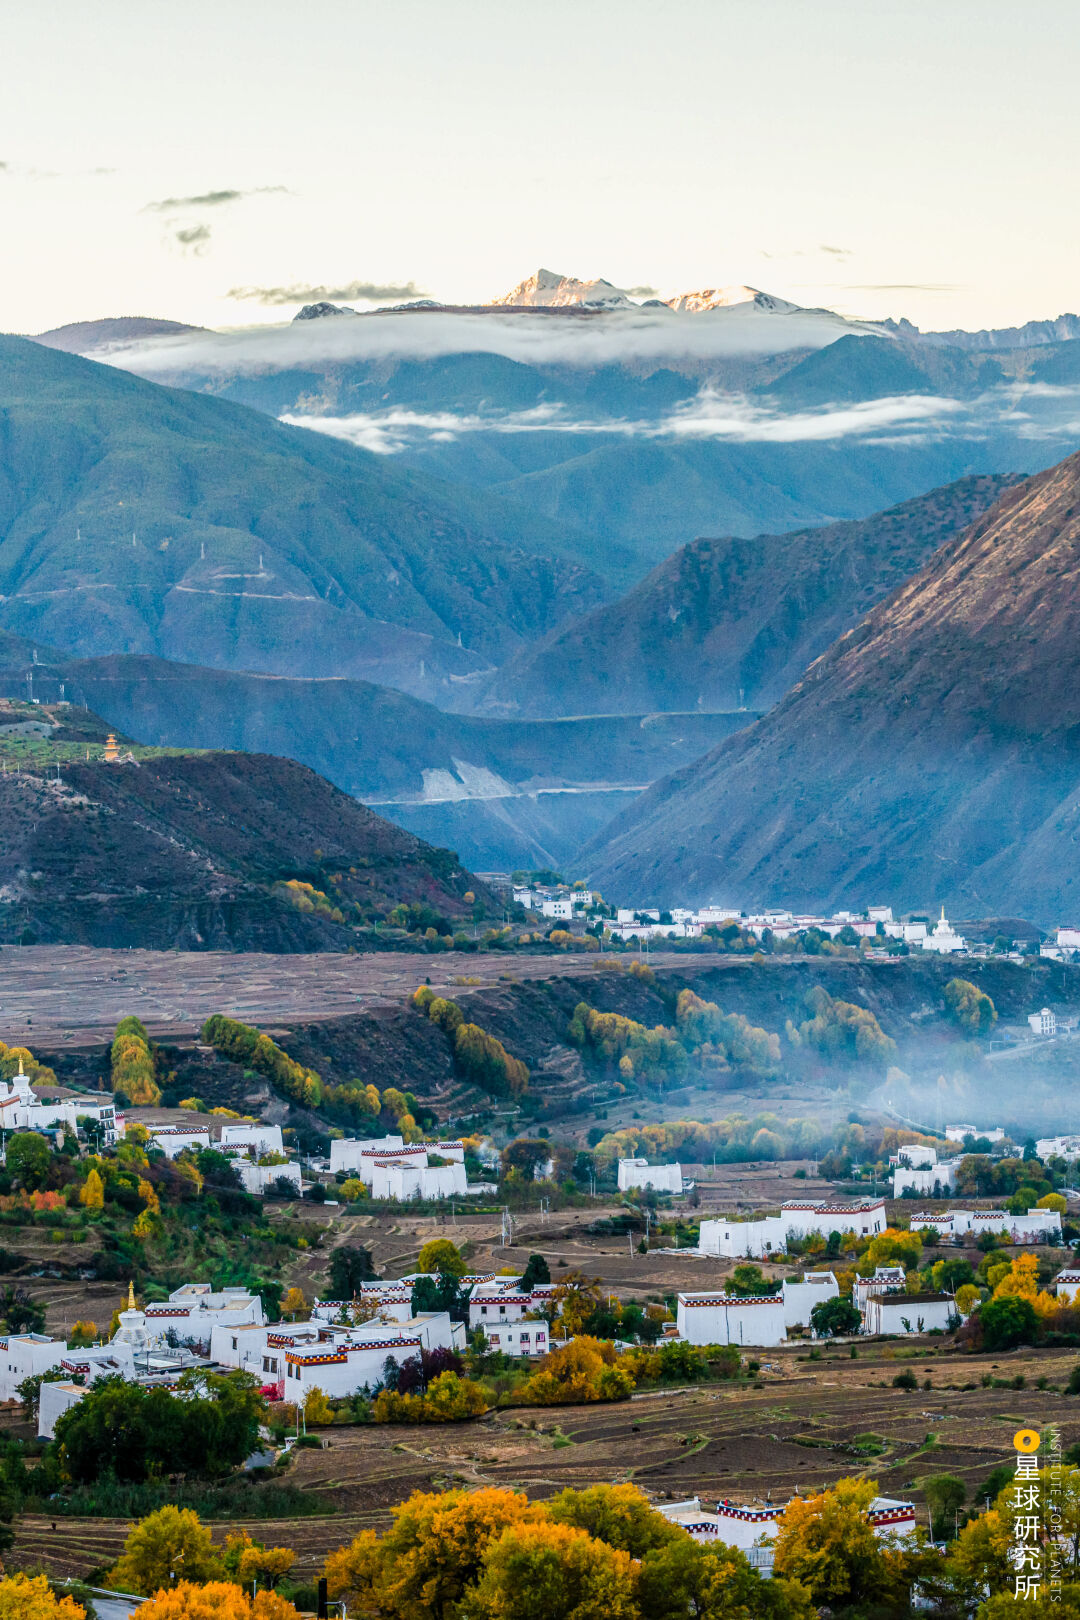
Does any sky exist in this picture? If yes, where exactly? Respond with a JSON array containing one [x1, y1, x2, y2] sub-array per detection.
[[2, 0, 1079, 336]]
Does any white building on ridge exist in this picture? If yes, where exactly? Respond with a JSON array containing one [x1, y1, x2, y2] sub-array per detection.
[[617, 1159, 683, 1194], [698, 1200, 886, 1259]]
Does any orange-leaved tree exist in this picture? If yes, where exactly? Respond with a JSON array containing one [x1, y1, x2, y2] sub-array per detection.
[[137, 1584, 301, 1620]]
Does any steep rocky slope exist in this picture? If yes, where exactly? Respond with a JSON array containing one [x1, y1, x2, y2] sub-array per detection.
[[484, 475, 1019, 715], [0, 747, 487, 950], [583, 448, 1080, 921]]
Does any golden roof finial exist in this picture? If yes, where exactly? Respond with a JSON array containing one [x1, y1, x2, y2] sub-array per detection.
[[127, 1281, 136, 1311]]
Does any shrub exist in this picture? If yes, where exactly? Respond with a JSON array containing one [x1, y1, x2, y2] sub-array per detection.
[[892, 1370, 918, 1390]]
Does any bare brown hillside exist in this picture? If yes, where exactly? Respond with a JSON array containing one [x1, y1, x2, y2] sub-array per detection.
[[584, 447, 1080, 920]]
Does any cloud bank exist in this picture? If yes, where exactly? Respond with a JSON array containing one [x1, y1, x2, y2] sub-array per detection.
[[227, 279, 430, 307], [99, 301, 887, 375], [279, 391, 969, 456]]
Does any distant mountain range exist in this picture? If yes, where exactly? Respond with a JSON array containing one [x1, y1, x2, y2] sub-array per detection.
[[483, 474, 1021, 716], [0, 335, 603, 703], [582, 447, 1080, 922], [35, 282, 1080, 578], [0, 636, 749, 870]]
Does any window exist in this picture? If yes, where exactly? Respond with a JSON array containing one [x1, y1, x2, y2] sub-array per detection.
[[481, 1306, 487, 1316]]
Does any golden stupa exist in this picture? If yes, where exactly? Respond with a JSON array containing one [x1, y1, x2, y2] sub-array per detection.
[[103, 733, 120, 762]]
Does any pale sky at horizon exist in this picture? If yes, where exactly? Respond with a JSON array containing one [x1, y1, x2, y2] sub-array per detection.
[[3, 0, 1078, 337]]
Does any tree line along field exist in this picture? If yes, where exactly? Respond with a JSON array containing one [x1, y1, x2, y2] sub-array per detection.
[[8, 1335, 1080, 1584]]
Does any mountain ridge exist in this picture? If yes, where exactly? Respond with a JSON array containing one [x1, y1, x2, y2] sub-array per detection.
[[580, 447, 1080, 921], [482, 473, 1021, 716]]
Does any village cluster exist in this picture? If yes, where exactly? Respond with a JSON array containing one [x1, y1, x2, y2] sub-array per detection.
[[513, 881, 1080, 958]]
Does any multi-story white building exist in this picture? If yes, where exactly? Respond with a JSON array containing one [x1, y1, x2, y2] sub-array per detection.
[[894, 1144, 939, 1170], [475, 1320, 550, 1356], [1054, 1269, 1080, 1305], [330, 1134, 406, 1176], [1028, 1008, 1057, 1037], [676, 1274, 839, 1345], [698, 1200, 886, 1260], [945, 1125, 1004, 1144], [328, 1137, 469, 1200], [676, 1292, 787, 1347], [467, 1277, 553, 1330], [908, 1208, 1062, 1243], [140, 1284, 264, 1350], [370, 1155, 468, 1201], [0, 1332, 136, 1403], [781, 1272, 839, 1329], [209, 1322, 322, 1386], [218, 1122, 285, 1157], [283, 1333, 424, 1401], [657, 1495, 915, 1568], [149, 1125, 212, 1158], [862, 1292, 955, 1336], [237, 1160, 302, 1197], [853, 1267, 908, 1313], [893, 1160, 959, 1198], [0, 1059, 123, 1145], [617, 1159, 683, 1194], [1036, 1135, 1080, 1161]]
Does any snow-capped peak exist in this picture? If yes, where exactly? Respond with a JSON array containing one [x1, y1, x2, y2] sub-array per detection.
[[666, 286, 799, 315], [490, 269, 635, 310]]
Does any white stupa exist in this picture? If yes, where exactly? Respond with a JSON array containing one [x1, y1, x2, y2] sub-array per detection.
[[112, 1282, 149, 1352]]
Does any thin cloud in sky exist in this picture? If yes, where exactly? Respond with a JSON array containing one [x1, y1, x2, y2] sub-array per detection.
[[227, 279, 429, 306], [820, 244, 852, 257], [145, 186, 290, 211], [174, 224, 211, 254]]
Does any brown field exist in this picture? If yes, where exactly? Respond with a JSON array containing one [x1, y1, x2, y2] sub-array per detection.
[[0, 945, 728, 1046], [10, 1338, 1079, 1581]]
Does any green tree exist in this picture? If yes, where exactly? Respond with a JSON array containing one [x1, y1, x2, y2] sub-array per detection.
[[924, 1474, 966, 1540], [521, 1253, 551, 1291], [978, 1295, 1038, 1351], [328, 1245, 378, 1298], [810, 1296, 862, 1337], [727, 1264, 775, 1297], [55, 1371, 263, 1484], [7, 1133, 51, 1191], [638, 1534, 813, 1620]]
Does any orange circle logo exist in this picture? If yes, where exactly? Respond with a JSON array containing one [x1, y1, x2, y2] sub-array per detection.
[[1014, 1429, 1040, 1454]]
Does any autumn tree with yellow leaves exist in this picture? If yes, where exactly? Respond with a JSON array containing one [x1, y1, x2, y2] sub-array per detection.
[[0, 1573, 86, 1620], [138, 1585, 301, 1620]]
